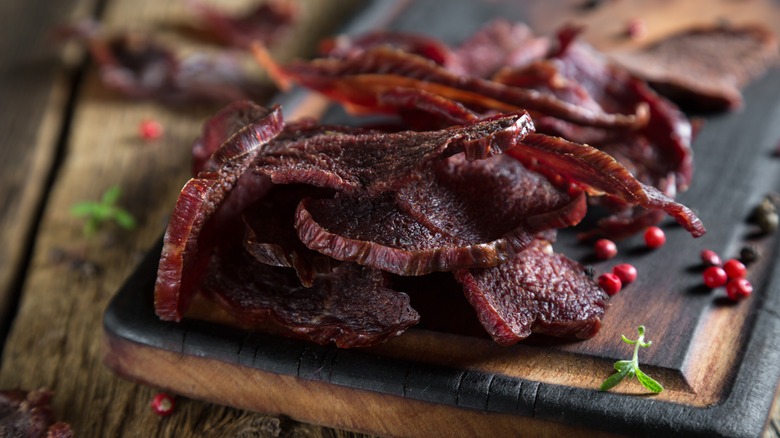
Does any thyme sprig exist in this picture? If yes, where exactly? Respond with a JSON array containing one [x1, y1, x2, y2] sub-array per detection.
[[70, 185, 136, 237], [600, 325, 663, 393]]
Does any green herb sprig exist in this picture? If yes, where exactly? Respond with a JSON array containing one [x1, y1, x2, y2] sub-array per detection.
[[599, 325, 663, 393], [70, 185, 136, 237]]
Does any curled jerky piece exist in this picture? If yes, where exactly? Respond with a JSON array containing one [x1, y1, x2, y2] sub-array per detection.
[[252, 111, 535, 195], [613, 24, 779, 110], [355, 87, 704, 237], [155, 106, 282, 321], [254, 44, 647, 129], [188, 0, 299, 49], [59, 20, 266, 105], [192, 100, 281, 175], [201, 250, 419, 348], [454, 240, 608, 345], [242, 184, 335, 287], [508, 133, 705, 237], [295, 154, 585, 275]]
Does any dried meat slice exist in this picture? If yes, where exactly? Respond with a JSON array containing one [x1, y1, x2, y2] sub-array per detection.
[[252, 111, 535, 196], [155, 107, 283, 321], [612, 24, 780, 111], [449, 19, 551, 78], [253, 44, 647, 129], [59, 20, 266, 105], [201, 249, 419, 348], [295, 154, 586, 275], [508, 133, 705, 237], [351, 87, 704, 237], [188, 0, 299, 49], [454, 240, 608, 345], [242, 184, 335, 287], [0, 389, 72, 438], [192, 101, 283, 174], [318, 30, 455, 66]]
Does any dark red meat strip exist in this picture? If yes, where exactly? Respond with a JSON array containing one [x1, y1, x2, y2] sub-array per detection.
[[612, 24, 779, 111], [0, 389, 72, 438], [252, 111, 535, 196], [295, 154, 585, 275], [155, 107, 283, 321], [242, 184, 335, 287], [508, 133, 704, 237], [255, 45, 647, 129], [192, 101, 282, 175], [188, 0, 299, 49], [454, 240, 608, 345], [318, 30, 455, 66], [201, 250, 419, 348], [58, 20, 266, 105], [449, 19, 551, 78]]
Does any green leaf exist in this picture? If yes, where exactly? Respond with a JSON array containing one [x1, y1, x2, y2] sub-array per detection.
[[622, 334, 637, 344], [70, 202, 99, 217], [101, 185, 122, 205], [635, 368, 664, 393], [113, 209, 136, 229], [600, 368, 629, 391], [637, 326, 645, 336], [613, 360, 633, 371]]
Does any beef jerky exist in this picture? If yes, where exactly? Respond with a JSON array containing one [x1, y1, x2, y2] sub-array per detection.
[[155, 106, 282, 321], [353, 87, 704, 237], [188, 0, 299, 49], [252, 111, 535, 196], [253, 44, 647, 129], [192, 101, 283, 174], [59, 20, 266, 105], [295, 154, 586, 275], [242, 184, 335, 287], [454, 240, 608, 345], [0, 389, 72, 438], [612, 24, 780, 111], [318, 30, 455, 66], [449, 19, 551, 78], [508, 133, 705, 237], [201, 249, 419, 348]]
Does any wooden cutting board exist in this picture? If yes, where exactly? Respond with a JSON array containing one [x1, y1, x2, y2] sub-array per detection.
[[103, 1, 780, 436]]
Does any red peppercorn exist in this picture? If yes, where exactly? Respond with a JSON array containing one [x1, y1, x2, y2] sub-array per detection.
[[598, 273, 622, 296], [726, 278, 752, 300], [700, 249, 722, 267], [612, 264, 637, 284], [627, 18, 647, 40], [723, 259, 747, 279], [644, 227, 666, 248], [702, 266, 728, 288], [594, 239, 618, 260], [139, 119, 164, 141], [151, 393, 175, 416]]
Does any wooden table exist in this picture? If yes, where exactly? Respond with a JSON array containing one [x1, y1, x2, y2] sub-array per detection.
[[2, 0, 780, 437]]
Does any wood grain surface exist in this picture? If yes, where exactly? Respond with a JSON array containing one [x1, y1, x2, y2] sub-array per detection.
[[2, 0, 780, 437]]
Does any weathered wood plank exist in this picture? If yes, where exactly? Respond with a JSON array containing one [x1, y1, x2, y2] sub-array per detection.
[[0, 0, 99, 345]]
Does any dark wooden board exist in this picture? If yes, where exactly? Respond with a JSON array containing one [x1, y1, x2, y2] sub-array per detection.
[[103, 0, 780, 436]]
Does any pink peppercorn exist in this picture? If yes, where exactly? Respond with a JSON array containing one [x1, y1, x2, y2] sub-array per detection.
[[151, 393, 175, 416], [598, 273, 622, 296], [700, 249, 722, 267], [723, 259, 747, 279], [726, 278, 752, 300], [702, 266, 728, 288], [627, 18, 647, 41], [594, 239, 618, 260], [644, 227, 666, 248], [612, 264, 637, 284], [139, 119, 164, 141]]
